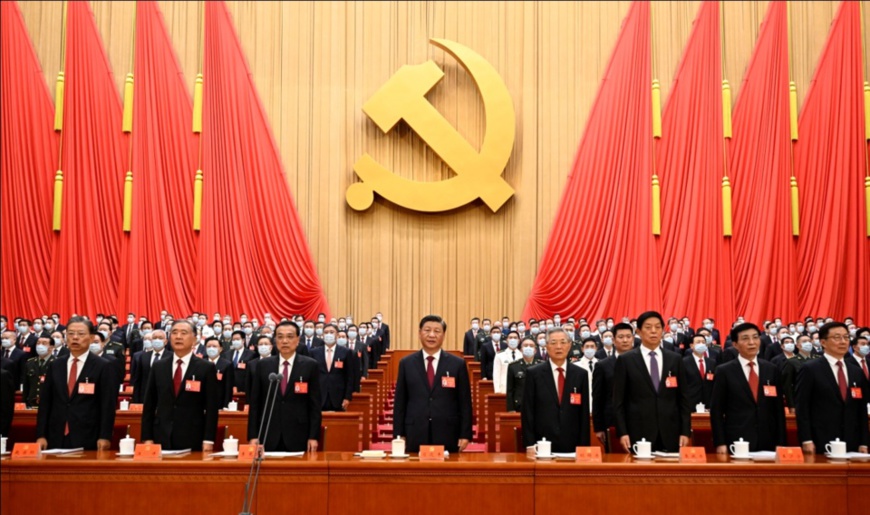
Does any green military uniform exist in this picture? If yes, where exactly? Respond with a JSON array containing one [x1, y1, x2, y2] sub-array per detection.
[[781, 353, 818, 409], [103, 341, 125, 360], [567, 343, 584, 364], [505, 358, 544, 412], [23, 354, 55, 407]]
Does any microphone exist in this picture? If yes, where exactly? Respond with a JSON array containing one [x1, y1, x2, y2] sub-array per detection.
[[239, 368, 282, 515]]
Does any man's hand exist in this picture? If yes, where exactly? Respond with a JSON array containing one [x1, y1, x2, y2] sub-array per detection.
[[594, 432, 606, 445], [802, 442, 815, 454], [620, 435, 631, 453], [36, 438, 47, 450], [715, 445, 728, 455], [307, 439, 318, 453], [96, 439, 111, 451], [202, 442, 213, 453], [458, 439, 469, 452], [249, 438, 259, 447], [679, 436, 691, 448], [341, 399, 350, 410], [858, 445, 868, 454]]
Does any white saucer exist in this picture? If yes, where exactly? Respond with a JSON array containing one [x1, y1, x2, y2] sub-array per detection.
[[633, 455, 654, 460], [116, 452, 134, 457], [535, 454, 555, 460], [825, 453, 849, 460], [388, 453, 409, 459], [730, 455, 751, 460]]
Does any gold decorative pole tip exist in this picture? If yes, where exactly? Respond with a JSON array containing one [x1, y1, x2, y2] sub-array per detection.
[[346, 183, 375, 211]]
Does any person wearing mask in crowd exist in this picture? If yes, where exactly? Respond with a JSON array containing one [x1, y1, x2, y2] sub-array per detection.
[[780, 334, 818, 412], [91, 331, 125, 384], [521, 328, 590, 452], [683, 334, 717, 409], [710, 323, 786, 453], [347, 326, 369, 388], [770, 336, 796, 369], [592, 323, 634, 449], [480, 326, 505, 380], [132, 330, 170, 404], [335, 329, 363, 393], [1, 330, 27, 388], [574, 338, 599, 413], [223, 330, 256, 394], [613, 312, 691, 453], [301, 320, 324, 352], [15, 319, 38, 358], [595, 330, 616, 360], [310, 325, 354, 412], [506, 337, 544, 412], [463, 317, 486, 359], [50, 331, 67, 359], [796, 322, 869, 454], [846, 333, 869, 380], [536, 333, 549, 361], [23, 335, 55, 407], [493, 330, 522, 394], [204, 337, 233, 409], [36, 317, 119, 451]]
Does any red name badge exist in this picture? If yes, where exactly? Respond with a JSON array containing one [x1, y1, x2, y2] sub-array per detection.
[[680, 447, 706, 463], [23, 347, 31, 353], [295, 382, 308, 394], [763, 385, 777, 397], [850, 387, 862, 399], [665, 376, 678, 388], [358, 351, 362, 358], [124, 386, 134, 394], [575, 446, 602, 463], [195, 353, 203, 359], [238, 362, 246, 370], [78, 382, 95, 395], [216, 372, 223, 381], [442, 376, 456, 388], [128, 403, 144, 412], [570, 393, 582, 405], [185, 380, 201, 392], [11, 443, 40, 459], [39, 375, 46, 383], [133, 443, 161, 460], [705, 373, 715, 381], [419, 445, 445, 461], [776, 447, 804, 463], [335, 360, 344, 369], [238, 444, 258, 462], [14, 402, 27, 410]]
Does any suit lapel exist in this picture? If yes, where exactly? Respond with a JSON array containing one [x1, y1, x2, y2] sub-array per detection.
[[411, 352, 430, 391], [816, 360, 844, 403], [733, 361, 755, 402], [634, 351, 657, 394], [542, 362, 560, 405]]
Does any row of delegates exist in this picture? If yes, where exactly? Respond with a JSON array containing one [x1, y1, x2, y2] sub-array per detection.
[[1, 328, 68, 390]]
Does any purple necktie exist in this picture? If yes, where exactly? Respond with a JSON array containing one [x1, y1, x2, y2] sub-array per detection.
[[649, 351, 660, 392]]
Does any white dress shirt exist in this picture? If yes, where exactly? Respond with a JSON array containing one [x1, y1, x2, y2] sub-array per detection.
[[737, 355, 758, 383], [692, 354, 706, 374], [173, 351, 193, 380], [67, 351, 89, 383], [574, 357, 597, 412], [823, 353, 849, 384], [493, 349, 520, 393], [422, 348, 442, 373], [280, 353, 297, 380], [550, 359, 568, 395], [641, 345, 663, 379]]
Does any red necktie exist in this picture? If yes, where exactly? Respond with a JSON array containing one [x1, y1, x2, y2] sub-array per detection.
[[747, 362, 758, 402], [836, 361, 847, 401], [556, 367, 565, 402], [281, 360, 289, 395], [174, 359, 183, 396], [861, 359, 868, 381], [699, 358, 705, 379], [67, 358, 78, 397], [426, 356, 435, 389]]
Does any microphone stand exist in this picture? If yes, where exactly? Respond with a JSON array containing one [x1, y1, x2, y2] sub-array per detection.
[[240, 372, 280, 515]]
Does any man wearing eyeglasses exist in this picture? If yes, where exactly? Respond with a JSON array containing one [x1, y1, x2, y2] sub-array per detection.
[[795, 322, 869, 454]]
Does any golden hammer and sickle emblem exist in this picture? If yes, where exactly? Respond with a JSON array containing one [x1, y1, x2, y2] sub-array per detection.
[[346, 38, 516, 213]]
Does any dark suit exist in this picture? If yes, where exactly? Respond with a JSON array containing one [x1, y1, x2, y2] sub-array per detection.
[[592, 355, 618, 433], [16, 333, 38, 357], [521, 361, 590, 452], [208, 357, 235, 408], [1, 367, 15, 437], [247, 355, 321, 452], [613, 347, 692, 452], [505, 358, 543, 412], [795, 357, 870, 452], [2, 346, 27, 387], [479, 339, 506, 380], [463, 329, 486, 357], [301, 336, 324, 353], [682, 354, 717, 407], [131, 350, 171, 403], [393, 351, 473, 453], [709, 358, 786, 451], [222, 348, 257, 393], [35, 353, 119, 450], [595, 347, 617, 361], [141, 354, 221, 451], [310, 345, 354, 411]]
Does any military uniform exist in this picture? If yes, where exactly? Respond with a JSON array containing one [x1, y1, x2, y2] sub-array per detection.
[[23, 354, 55, 407], [781, 353, 819, 409], [505, 358, 544, 412], [567, 343, 584, 364], [102, 341, 127, 384]]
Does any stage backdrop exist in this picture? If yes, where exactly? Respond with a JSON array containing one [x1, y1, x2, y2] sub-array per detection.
[[13, 1, 867, 348]]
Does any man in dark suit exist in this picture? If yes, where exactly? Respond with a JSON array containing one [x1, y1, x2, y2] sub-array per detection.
[[204, 337, 234, 409], [301, 320, 324, 352], [15, 319, 38, 358], [35, 317, 119, 451], [1, 330, 27, 388], [796, 322, 870, 454], [141, 320, 221, 452], [521, 329, 590, 452], [479, 327, 505, 380], [683, 334, 717, 408], [310, 325, 354, 411], [1, 366, 16, 437], [131, 330, 171, 404], [393, 315, 473, 453], [248, 321, 321, 453], [374, 312, 390, 353], [709, 323, 786, 453], [592, 323, 634, 447], [463, 318, 486, 357], [846, 335, 869, 381], [613, 311, 692, 453], [222, 330, 256, 394]]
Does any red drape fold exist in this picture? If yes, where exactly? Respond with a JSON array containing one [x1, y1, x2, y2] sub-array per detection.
[[0, 1, 58, 319], [48, 1, 127, 320], [197, 1, 330, 319], [655, 1, 734, 329], [794, 1, 869, 322], [117, 1, 198, 320], [729, 1, 797, 324], [522, 2, 661, 321]]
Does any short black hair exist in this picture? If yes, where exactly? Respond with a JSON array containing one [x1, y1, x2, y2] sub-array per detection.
[[204, 336, 221, 345], [231, 330, 246, 340], [729, 322, 761, 342], [581, 337, 597, 347], [612, 323, 633, 336], [275, 320, 299, 337], [636, 311, 664, 328], [419, 315, 446, 331], [819, 322, 848, 340]]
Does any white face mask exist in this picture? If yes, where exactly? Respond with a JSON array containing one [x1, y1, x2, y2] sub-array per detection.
[[583, 348, 596, 359], [602, 337, 613, 346], [537, 339, 547, 347], [258, 345, 272, 356], [507, 338, 519, 349], [143, 340, 153, 351], [151, 339, 165, 351], [315, 328, 324, 336], [491, 333, 502, 342], [348, 331, 358, 340], [518, 324, 526, 332], [304, 328, 315, 337], [1, 339, 11, 348], [472, 323, 480, 331], [53, 337, 63, 346], [36, 344, 49, 356], [89, 343, 102, 354], [206, 347, 220, 358], [231, 340, 243, 350], [337, 337, 348, 347], [358, 328, 367, 337], [323, 334, 336, 345], [483, 324, 491, 332]]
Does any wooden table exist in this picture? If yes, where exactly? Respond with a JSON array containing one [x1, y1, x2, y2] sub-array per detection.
[[1, 452, 867, 515]]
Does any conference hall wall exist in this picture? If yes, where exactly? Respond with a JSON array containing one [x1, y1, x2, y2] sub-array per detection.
[[16, 1, 863, 349]]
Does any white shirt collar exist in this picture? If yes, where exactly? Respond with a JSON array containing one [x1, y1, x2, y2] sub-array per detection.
[[422, 348, 442, 360], [737, 354, 757, 369], [174, 351, 193, 365], [823, 353, 845, 367]]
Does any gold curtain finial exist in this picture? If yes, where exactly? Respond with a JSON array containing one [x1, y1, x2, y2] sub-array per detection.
[[652, 79, 662, 138], [193, 169, 203, 231], [790, 82, 799, 141], [52, 170, 64, 231], [54, 72, 65, 131], [722, 80, 732, 139], [790, 177, 800, 236], [652, 174, 661, 235], [122, 73, 134, 133], [123, 171, 133, 232], [193, 73, 203, 133], [721, 176, 732, 237]]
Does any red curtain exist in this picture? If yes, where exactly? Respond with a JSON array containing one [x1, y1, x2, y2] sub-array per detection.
[[794, 1, 869, 322], [197, 1, 330, 319], [117, 1, 198, 320], [48, 1, 127, 320], [729, 1, 797, 323], [0, 1, 58, 319], [523, 2, 662, 321], [655, 1, 734, 328]]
